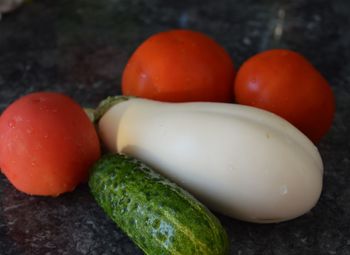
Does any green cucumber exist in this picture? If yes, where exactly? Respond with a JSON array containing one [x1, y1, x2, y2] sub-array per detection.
[[89, 154, 229, 255]]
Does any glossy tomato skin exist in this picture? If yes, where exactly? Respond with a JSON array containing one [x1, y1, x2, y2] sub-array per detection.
[[122, 29, 235, 102], [234, 49, 335, 143], [0, 92, 101, 196]]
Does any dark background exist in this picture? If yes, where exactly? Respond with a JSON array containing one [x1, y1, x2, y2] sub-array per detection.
[[0, 0, 349, 254]]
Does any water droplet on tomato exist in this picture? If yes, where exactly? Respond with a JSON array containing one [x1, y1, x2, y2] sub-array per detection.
[[39, 105, 48, 111], [248, 78, 259, 92], [8, 120, 16, 128], [33, 97, 47, 103]]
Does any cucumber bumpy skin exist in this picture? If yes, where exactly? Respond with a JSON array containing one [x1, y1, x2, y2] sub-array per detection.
[[89, 154, 229, 255]]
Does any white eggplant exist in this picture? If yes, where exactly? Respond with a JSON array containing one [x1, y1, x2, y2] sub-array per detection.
[[96, 97, 323, 223]]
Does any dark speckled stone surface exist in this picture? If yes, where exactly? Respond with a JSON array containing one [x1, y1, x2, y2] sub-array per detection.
[[0, 0, 349, 254]]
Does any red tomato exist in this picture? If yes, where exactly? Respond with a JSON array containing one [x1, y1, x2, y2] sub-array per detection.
[[234, 49, 335, 143], [0, 92, 101, 196], [122, 29, 235, 102]]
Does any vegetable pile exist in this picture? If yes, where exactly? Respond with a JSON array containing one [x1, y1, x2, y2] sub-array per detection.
[[0, 29, 336, 254]]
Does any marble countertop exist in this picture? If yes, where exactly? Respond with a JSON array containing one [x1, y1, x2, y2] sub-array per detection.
[[0, 0, 349, 254]]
